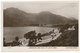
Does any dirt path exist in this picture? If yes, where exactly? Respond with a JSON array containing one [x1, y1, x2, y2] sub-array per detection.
[[36, 32, 62, 45], [19, 32, 62, 46]]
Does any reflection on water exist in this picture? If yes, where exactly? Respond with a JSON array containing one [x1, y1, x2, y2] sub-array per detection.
[[4, 26, 55, 42]]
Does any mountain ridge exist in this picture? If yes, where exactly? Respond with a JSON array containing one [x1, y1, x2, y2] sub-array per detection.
[[4, 7, 78, 27]]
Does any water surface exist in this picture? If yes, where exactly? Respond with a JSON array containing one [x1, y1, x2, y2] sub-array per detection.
[[4, 26, 55, 42]]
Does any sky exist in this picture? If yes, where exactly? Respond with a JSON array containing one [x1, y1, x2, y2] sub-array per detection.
[[3, 1, 79, 19]]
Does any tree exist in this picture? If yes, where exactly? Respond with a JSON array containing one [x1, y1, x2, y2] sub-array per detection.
[[15, 36, 19, 41]]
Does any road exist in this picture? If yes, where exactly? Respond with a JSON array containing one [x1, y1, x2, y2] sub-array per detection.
[[18, 32, 62, 46]]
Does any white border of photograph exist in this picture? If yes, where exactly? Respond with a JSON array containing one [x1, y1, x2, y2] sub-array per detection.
[[0, 0, 80, 52]]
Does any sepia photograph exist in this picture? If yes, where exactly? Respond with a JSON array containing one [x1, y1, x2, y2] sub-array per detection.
[[3, 1, 78, 48]]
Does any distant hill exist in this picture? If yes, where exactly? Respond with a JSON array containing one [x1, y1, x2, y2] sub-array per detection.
[[3, 7, 78, 27]]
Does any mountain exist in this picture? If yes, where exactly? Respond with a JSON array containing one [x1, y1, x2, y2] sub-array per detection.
[[3, 7, 78, 27]]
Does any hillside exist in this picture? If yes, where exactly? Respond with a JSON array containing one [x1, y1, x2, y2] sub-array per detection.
[[3, 7, 78, 27], [36, 27, 78, 46]]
